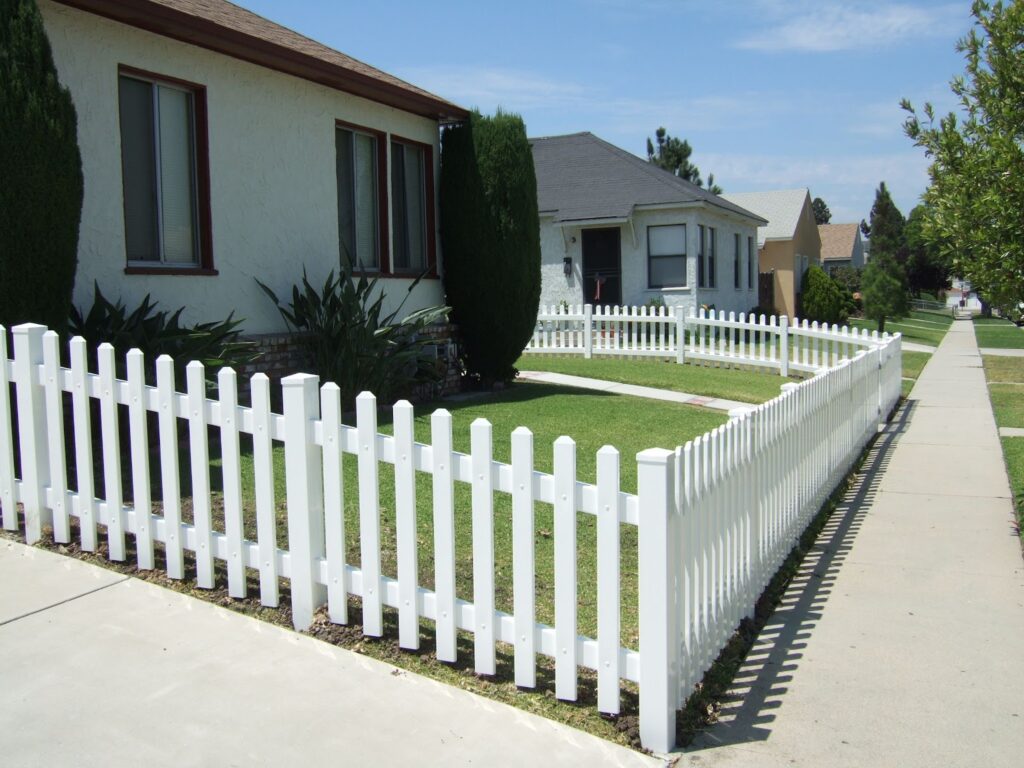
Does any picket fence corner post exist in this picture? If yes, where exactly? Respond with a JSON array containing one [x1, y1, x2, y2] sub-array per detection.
[[637, 447, 679, 754], [12, 323, 51, 544], [584, 303, 593, 359], [282, 372, 327, 631], [779, 315, 790, 378]]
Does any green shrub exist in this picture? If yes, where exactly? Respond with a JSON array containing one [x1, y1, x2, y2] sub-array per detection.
[[69, 283, 256, 381], [1, 0, 84, 331], [258, 265, 449, 408], [440, 110, 541, 384], [862, 255, 908, 333], [800, 265, 848, 325]]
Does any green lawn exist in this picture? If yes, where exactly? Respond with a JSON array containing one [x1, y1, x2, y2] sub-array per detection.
[[515, 355, 791, 404], [983, 356, 1024, 428], [981, 356, 1024, 544], [901, 350, 932, 397], [974, 317, 1024, 349], [849, 310, 953, 347]]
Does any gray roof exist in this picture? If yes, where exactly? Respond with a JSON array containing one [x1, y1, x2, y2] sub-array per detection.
[[720, 189, 811, 247], [529, 132, 766, 225]]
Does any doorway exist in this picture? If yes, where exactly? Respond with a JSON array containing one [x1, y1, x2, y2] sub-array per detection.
[[581, 228, 621, 306]]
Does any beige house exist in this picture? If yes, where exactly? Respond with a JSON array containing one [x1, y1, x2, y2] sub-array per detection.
[[721, 189, 821, 317], [818, 223, 866, 273]]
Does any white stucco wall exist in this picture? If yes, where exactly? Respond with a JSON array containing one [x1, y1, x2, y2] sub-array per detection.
[[40, 1, 444, 334], [538, 206, 759, 316]]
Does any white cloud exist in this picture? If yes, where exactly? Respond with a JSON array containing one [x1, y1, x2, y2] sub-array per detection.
[[736, 2, 966, 52]]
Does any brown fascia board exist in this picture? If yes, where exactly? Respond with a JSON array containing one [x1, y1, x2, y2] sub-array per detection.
[[55, 0, 470, 122]]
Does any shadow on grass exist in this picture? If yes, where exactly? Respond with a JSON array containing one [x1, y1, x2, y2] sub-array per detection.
[[683, 399, 916, 752]]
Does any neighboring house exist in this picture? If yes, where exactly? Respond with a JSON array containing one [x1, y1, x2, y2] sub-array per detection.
[[530, 132, 766, 316], [818, 223, 865, 273], [39, 0, 468, 337], [720, 189, 821, 318]]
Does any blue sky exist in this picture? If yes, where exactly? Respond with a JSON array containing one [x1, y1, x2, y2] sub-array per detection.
[[235, 0, 970, 225]]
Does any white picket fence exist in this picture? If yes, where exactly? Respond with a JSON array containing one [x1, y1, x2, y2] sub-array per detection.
[[525, 304, 890, 376], [1, 321, 901, 753]]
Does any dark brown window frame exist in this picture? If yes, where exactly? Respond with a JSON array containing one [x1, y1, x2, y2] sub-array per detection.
[[118, 64, 215, 276], [336, 118, 390, 275], [389, 133, 438, 279]]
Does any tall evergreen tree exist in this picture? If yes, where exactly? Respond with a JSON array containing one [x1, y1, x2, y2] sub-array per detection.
[[440, 110, 541, 383], [0, 0, 83, 331], [862, 182, 909, 332], [646, 127, 722, 194], [811, 197, 831, 225]]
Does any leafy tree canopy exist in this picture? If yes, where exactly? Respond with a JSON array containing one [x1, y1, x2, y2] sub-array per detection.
[[812, 197, 832, 225], [902, 0, 1024, 314], [646, 127, 723, 194]]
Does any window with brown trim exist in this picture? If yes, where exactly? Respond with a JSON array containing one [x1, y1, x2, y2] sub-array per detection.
[[336, 123, 387, 271], [117, 67, 212, 270], [390, 138, 435, 275]]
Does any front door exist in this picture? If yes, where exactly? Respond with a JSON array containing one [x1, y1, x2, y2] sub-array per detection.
[[581, 228, 622, 306]]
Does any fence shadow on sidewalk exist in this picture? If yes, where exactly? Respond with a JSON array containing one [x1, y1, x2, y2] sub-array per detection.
[[686, 398, 917, 752]]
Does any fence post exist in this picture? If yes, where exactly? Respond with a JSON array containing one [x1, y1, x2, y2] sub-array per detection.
[[675, 309, 686, 365], [779, 315, 790, 377], [584, 303, 593, 359], [13, 324, 50, 543], [282, 373, 327, 630], [637, 447, 679, 754]]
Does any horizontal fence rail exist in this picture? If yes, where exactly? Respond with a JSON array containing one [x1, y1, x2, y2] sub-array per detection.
[[525, 304, 890, 377], [1, 319, 902, 754]]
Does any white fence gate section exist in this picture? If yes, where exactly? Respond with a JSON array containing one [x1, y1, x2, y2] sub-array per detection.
[[526, 304, 892, 376], [1, 320, 901, 753]]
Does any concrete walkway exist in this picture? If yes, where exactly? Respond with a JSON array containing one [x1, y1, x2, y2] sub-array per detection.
[[0, 541, 661, 768], [686, 318, 1024, 767], [518, 370, 754, 412]]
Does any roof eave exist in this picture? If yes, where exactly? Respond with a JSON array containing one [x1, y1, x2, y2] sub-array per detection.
[[55, 0, 470, 122]]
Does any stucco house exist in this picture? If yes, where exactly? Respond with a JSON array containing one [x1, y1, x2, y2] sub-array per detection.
[[720, 189, 821, 318], [39, 0, 468, 344], [530, 133, 766, 317], [818, 223, 865, 273]]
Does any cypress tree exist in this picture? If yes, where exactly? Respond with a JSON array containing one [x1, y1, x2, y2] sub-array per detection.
[[0, 0, 84, 332], [862, 182, 909, 332], [440, 110, 541, 383]]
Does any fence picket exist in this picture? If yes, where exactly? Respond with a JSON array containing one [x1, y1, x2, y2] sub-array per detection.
[[0, 330, 16, 532], [393, 400, 420, 650], [597, 445, 621, 714], [471, 418, 496, 674], [511, 426, 536, 688], [126, 349, 152, 568], [219, 367, 245, 598], [356, 391, 383, 636], [553, 435, 577, 700], [431, 408, 457, 661], [98, 343, 125, 560], [43, 332, 70, 544], [14, 325, 49, 544], [187, 361, 214, 587], [155, 356, 182, 577], [320, 383, 345, 621], [250, 374, 279, 606]]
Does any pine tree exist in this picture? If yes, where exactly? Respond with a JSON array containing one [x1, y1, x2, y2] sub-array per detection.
[[440, 110, 541, 383], [812, 197, 831, 225], [646, 127, 722, 193], [862, 182, 909, 332], [0, 0, 84, 331]]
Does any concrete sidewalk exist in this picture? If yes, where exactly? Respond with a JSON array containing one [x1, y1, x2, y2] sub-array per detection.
[[518, 370, 754, 412], [687, 318, 1024, 767], [0, 541, 661, 768]]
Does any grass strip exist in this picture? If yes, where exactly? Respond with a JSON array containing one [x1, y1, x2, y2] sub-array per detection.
[[974, 318, 1024, 349]]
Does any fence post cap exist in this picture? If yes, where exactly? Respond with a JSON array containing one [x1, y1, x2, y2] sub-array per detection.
[[636, 447, 673, 465], [282, 372, 319, 388], [728, 406, 755, 418], [554, 434, 575, 447], [11, 322, 47, 334], [781, 382, 800, 393]]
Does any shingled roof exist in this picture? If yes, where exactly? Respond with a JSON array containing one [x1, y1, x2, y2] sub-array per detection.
[[818, 223, 861, 261], [529, 132, 766, 225], [719, 189, 812, 247], [56, 0, 468, 121]]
